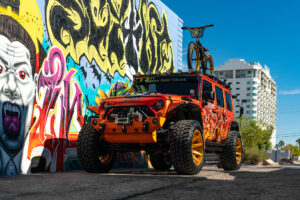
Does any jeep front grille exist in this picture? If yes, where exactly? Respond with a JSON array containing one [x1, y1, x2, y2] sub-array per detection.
[[106, 105, 155, 122]]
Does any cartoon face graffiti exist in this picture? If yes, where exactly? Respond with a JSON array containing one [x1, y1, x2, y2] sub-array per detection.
[[0, 35, 37, 152]]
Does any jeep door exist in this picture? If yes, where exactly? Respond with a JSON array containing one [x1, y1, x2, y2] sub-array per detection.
[[214, 85, 227, 142], [201, 79, 218, 141]]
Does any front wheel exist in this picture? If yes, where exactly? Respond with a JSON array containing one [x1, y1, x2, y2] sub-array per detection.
[[77, 124, 116, 173], [187, 42, 200, 72], [170, 120, 204, 175], [220, 131, 243, 170]]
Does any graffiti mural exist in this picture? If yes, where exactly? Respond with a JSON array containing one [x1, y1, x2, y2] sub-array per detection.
[[0, 7, 42, 175], [0, 0, 181, 175], [46, 0, 174, 80]]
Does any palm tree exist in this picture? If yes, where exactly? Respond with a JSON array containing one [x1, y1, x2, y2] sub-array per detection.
[[278, 140, 285, 149], [296, 138, 300, 148]]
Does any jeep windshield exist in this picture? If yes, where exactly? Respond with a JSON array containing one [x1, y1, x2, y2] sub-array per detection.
[[130, 76, 200, 97]]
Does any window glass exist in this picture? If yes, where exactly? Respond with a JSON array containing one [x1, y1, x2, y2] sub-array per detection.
[[202, 80, 213, 100], [236, 82, 240, 84], [247, 81, 251, 84], [225, 91, 233, 111], [215, 86, 224, 107], [236, 88, 240, 90]]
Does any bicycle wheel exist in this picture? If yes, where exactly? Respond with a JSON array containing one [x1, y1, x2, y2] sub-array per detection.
[[187, 42, 200, 71], [205, 53, 214, 75]]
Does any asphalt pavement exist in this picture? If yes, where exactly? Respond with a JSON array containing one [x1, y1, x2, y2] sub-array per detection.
[[0, 165, 300, 200]]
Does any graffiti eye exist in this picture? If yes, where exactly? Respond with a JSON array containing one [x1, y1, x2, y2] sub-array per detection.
[[19, 71, 26, 79], [0, 66, 2, 73]]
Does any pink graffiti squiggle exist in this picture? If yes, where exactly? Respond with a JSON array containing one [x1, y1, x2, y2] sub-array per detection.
[[28, 47, 84, 171]]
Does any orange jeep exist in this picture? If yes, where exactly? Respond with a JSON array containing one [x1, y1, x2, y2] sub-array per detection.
[[77, 71, 242, 175]]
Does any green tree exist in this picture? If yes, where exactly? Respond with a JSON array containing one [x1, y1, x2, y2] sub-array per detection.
[[239, 116, 274, 164], [282, 144, 300, 160], [278, 140, 285, 149], [296, 138, 300, 148], [239, 116, 273, 150]]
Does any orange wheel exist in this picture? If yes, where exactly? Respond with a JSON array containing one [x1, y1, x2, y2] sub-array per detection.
[[235, 137, 242, 165], [192, 129, 204, 166]]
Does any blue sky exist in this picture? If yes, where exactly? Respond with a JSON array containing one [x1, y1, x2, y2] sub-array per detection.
[[162, 0, 300, 146]]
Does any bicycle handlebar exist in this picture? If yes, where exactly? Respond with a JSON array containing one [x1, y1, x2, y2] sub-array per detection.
[[182, 24, 214, 31], [182, 24, 214, 38]]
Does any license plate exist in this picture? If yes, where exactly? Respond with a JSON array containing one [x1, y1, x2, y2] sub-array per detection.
[[115, 117, 131, 125]]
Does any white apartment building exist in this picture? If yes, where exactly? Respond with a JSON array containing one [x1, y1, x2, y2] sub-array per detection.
[[214, 59, 277, 147]]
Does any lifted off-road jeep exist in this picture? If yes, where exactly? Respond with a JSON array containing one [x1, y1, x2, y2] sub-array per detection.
[[77, 71, 242, 175]]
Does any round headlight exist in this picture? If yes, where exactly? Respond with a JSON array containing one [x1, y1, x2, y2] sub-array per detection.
[[155, 100, 164, 110]]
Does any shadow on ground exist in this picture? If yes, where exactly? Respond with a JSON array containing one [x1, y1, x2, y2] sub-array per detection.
[[0, 166, 299, 200]]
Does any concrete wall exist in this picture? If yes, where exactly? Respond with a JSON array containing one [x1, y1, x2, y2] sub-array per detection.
[[0, 0, 182, 175]]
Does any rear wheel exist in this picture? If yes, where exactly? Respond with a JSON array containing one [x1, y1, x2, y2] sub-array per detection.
[[149, 152, 172, 170], [187, 42, 200, 72], [220, 131, 243, 170], [205, 53, 214, 75], [77, 124, 115, 173], [170, 120, 204, 175]]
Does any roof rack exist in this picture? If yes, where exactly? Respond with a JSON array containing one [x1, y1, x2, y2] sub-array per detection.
[[133, 71, 230, 89]]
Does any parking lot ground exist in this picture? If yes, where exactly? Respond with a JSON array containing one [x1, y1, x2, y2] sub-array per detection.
[[0, 165, 300, 200]]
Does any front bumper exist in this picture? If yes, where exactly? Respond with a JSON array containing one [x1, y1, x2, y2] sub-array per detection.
[[91, 104, 166, 143]]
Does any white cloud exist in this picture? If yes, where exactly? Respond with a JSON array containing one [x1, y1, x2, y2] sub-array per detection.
[[279, 89, 300, 95]]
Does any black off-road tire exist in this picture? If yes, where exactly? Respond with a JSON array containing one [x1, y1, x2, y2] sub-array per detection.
[[220, 131, 243, 170], [170, 120, 204, 175], [77, 123, 115, 173], [149, 152, 172, 170]]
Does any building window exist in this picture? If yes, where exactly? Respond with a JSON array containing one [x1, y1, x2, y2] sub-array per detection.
[[236, 88, 240, 90], [252, 116, 256, 119], [253, 81, 257, 84], [225, 71, 233, 79], [252, 99, 257, 102], [252, 93, 257, 96], [236, 70, 246, 78], [247, 81, 251, 85], [247, 99, 251, 102], [246, 111, 250, 114], [247, 93, 251, 96], [220, 72, 223, 75], [236, 82, 240, 84], [253, 71, 256, 77], [247, 105, 251, 108], [252, 105, 257, 108], [252, 87, 257, 90], [252, 111, 257, 114], [247, 87, 251, 91], [248, 71, 252, 74], [236, 93, 240, 96]]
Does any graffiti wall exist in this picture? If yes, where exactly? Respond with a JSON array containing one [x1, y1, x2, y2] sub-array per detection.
[[0, 0, 183, 175]]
